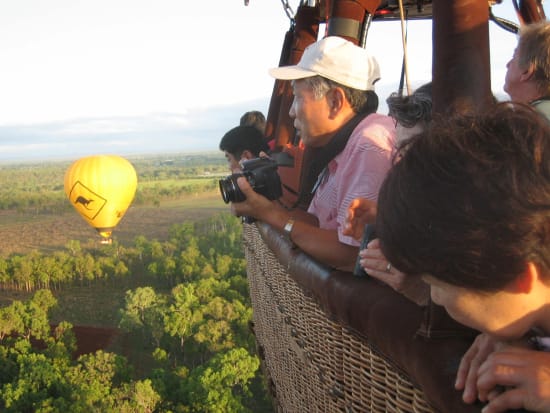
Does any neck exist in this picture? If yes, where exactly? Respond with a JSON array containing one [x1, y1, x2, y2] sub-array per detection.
[[326, 110, 358, 143], [512, 83, 543, 104], [313, 110, 358, 147]]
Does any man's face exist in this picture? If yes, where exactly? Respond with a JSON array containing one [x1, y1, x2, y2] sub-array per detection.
[[504, 47, 525, 101], [224, 151, 241, 173], [422, 274, 535, 340], [289, 79, 333, 148]]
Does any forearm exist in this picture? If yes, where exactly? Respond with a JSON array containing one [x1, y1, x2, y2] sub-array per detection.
[[231, 178, 355, 269], [255, 206, 356, 270], [290, 219, 358, 270], [400, 279, 430, 306]]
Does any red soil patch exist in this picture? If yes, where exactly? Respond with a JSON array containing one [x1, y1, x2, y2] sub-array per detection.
[[29, 325, 119, 358], [71, 325, 119, 358]]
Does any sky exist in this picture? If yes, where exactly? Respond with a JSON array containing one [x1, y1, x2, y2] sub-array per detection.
[[0, 1, 546, 162]]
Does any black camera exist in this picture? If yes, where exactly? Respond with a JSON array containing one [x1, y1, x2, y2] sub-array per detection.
[[219, 157, 283, 204]]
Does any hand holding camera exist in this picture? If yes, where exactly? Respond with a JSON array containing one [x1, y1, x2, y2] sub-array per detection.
[[219, 157, 282, 204], [220, 157, 283, 224]]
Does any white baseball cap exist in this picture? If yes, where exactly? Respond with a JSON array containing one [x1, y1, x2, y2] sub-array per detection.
[[268, 36, 381, 91]]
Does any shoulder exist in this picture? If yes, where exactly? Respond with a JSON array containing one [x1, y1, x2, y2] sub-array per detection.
[[532, 99, 550, 122], [359, 112, 394, 126], [349, 113, 396, 150], [354, 113, 395, 136]]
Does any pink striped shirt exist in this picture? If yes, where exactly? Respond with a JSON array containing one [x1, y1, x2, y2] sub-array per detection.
[[307, 113, 396, 246]]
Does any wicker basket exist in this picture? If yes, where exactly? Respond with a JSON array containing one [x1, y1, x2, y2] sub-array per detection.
[[243, 223, 437, 413]]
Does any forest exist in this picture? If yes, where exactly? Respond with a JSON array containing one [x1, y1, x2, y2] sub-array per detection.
[[0, 153, 228, 213], [0, 155, 273, 412]]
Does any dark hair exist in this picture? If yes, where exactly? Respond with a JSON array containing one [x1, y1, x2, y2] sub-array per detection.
[[239, 111, 266, 134], [377, 103, 550, 291], [219, 125, 270, 159], [360, 90, 379, 115], [386, 82, 432, 128]]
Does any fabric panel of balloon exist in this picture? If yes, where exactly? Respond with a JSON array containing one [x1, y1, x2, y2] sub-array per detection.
[[64, 155, 138, 244]]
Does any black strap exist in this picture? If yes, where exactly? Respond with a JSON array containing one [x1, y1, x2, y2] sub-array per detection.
[[305, 112, 368, 195], [285, 112, 368, 210]]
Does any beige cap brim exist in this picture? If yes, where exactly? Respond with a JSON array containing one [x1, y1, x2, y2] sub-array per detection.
[[268, 65, 318, 80]]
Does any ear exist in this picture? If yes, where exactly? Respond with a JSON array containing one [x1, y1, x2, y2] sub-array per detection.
[[512, 262, 538, 294], [240, 150, 254, 160], [519, 63, 536, 82], [327, 87, 346, 118]]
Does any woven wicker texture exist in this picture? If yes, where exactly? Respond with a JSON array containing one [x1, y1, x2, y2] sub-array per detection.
[[243, 223, 437, 413]]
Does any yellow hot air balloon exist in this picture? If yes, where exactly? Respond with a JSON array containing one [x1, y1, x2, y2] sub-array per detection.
[[64, 155, 138, 244]]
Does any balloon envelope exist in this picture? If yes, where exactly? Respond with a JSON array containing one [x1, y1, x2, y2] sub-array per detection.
[[64, 155, 138, 240]]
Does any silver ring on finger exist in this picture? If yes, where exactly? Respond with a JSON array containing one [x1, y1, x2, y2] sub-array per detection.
[[386, 262, 392, 273]]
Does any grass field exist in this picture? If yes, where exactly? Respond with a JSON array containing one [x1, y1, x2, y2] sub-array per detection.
[[0, 190, 228, 256]]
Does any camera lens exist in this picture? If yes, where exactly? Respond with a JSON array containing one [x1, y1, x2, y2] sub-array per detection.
[[219, 178, 234, 204], [219, 175, 246, 203]]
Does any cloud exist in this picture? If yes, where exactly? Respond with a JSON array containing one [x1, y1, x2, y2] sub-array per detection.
[[0, 99, 270, 162]]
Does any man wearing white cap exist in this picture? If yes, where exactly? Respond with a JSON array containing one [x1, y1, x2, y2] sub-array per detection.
[[231, 36, 395, 271]]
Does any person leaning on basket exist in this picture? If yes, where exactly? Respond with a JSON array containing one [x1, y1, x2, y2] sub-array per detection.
[[375, 103, 550, 413], [342, 82, 432, 305], [230, 36, 396, 271]]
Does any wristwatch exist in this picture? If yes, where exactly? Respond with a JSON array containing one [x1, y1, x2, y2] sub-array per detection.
[[283, 218, 295, 244]]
